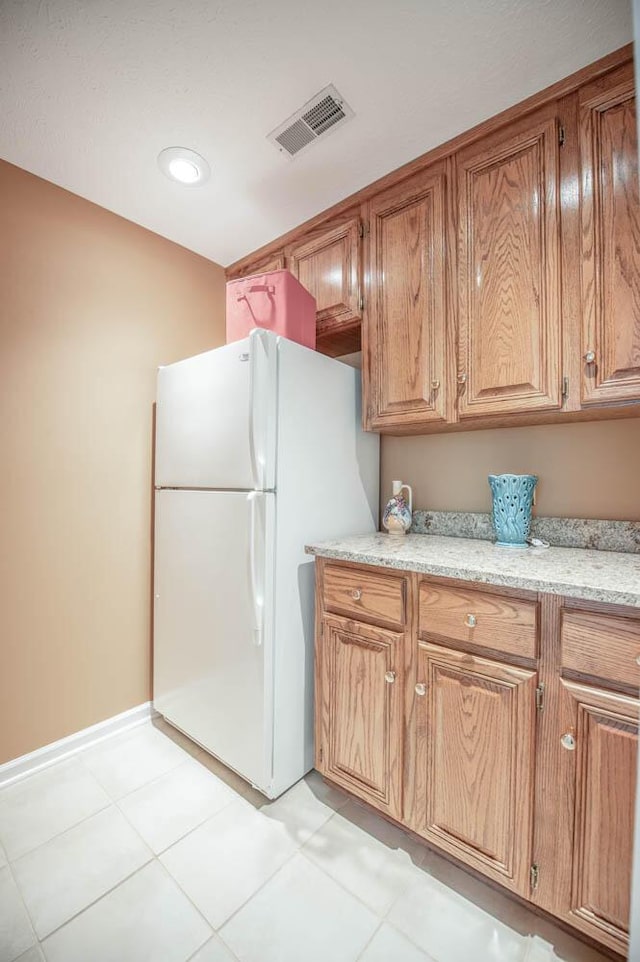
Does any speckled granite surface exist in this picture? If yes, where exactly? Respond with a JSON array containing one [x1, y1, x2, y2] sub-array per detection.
[[411, 510, 640, 553], [305, 533, 640, 608]]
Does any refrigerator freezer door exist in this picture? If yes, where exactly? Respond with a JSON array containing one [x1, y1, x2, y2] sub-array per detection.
[[153, 489, 275, 791], [155, 329, 277, 491]]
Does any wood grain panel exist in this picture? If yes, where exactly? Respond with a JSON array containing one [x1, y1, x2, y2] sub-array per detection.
[[410, 642, 537, 895], [457, 105, 561, 417], [226, 251, 285, 280], [319, 615, 404, 819], [288, 216, 361, 331], [364, 165, 451, 429], [580, 63, 640, 405], [560, 680, 638, 954], [530, 593, 570, 916], [323, 564, 406, 628], [561, 609, 640, 689], [418, 581, 538, 658]]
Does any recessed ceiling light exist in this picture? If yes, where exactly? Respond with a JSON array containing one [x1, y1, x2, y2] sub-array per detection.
[[158, 147, 210, 186]]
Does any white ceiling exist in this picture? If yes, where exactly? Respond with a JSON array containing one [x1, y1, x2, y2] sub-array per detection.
[[0, 0, 632, 267]]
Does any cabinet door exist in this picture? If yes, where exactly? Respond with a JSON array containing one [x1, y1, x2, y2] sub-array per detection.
[[558, 680, 638, 955], [316, 616, 403, 819], [580, 63, 640, 404], [457, 105, 562, 417], [409, 642, 537, 897], [288, 216, 362, 336], [226, 251, 285, 280], [364, 166, 451, 429]]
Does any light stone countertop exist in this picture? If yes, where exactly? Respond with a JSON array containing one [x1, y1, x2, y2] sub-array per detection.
[[305, 533, 640, 608]]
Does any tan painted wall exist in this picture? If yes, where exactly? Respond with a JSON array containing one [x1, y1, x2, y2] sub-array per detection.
[[0, 160, 226, 764], [381, 419, 640, 520]]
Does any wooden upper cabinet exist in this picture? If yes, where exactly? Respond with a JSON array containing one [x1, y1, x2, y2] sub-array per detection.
[[409, 643, 537, 897], [364, 165, 451, 430], [287, 215, 362, 338], [579, 63, 640, 405], [316, 615, 404, 820], [457, 105, 562, 417], [558, 680, 638, 955], [226, 251, 285, 280]]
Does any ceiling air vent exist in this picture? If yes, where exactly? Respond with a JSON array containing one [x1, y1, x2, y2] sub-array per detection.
[[267, 85, 354, 159]]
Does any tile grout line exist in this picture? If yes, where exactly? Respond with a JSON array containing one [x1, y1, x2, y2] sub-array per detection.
[[115, 777, 239, 856], [113, 751, 211, 805], [170, 795, 357, 940], [4, 856, 39, 961], [183, 930, 243, 962], [34, 853, 156, 945], [295, 805, 430, 920], [1, 729, 220, 951], [75, 735, 191, 802], [353, 919, 385, 961], [7, 738, 440, 962], [0, 720, 194, 863], [4, 728, 269, 955], [1, 797, 114, 866]]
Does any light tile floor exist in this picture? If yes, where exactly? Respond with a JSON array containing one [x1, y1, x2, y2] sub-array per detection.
[[0, 719, 613, 962]]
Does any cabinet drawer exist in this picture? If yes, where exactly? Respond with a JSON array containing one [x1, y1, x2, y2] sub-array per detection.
[[418, 582, 538, 659], [323, 565, 406, 628], [561, 611, 640, 689]]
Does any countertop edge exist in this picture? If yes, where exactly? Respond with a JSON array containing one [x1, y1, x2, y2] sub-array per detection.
[[304, 544, 640, 609]]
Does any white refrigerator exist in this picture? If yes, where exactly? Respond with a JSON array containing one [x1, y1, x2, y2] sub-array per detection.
[[153, 328, 379, 798]]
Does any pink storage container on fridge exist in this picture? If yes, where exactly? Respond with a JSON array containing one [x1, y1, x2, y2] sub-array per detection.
[[226, 269, 317, 350]]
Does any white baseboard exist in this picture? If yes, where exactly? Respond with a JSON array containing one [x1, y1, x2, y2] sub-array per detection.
[[0, 702, 158, 789]]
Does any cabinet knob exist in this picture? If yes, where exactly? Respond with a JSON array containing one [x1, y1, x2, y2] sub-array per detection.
[[457, 373, 467, 385], [415, 682, 426, 696], [351, 588, 362, 601], [584, 350, 596, 364], [561, 732, 576, 751], [431, 379, 440, 391], [385, 670, 396, 684], [465, 613, 477, 628]]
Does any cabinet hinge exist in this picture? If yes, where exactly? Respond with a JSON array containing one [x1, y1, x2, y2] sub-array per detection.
[[561, 376, 569, 403], [358, 221, 367, 239], [558, 124, 566, 147], [535, 683, 545, 711], [530, 863, 539, 891], [318, 746, 323, 764], [359, 295, 364, 312]]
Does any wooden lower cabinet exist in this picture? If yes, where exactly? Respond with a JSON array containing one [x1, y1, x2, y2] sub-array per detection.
[[409, 643, 537, 897], [553, 681, 639, 954], [316, 615, 404, 820], [314, 559, 640, 957]]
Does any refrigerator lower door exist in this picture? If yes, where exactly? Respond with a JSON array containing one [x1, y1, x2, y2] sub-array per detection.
[[153, 489, 275, 792], [155, 329, 277, 491]]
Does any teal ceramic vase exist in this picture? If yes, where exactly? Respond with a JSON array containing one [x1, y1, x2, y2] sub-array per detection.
[[488, 474, 538, 547]]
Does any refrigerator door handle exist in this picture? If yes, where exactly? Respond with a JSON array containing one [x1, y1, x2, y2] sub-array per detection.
[[248, 492, 264, 647], [248, 329, 266, 490]]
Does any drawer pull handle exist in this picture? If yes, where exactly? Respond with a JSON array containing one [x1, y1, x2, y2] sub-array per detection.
[[351, 588, 362, 601], [561, 732, 576, 751], [465, 614, 477, 628], [415, 683, 426, 696], [385, 671, 396, 684]]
